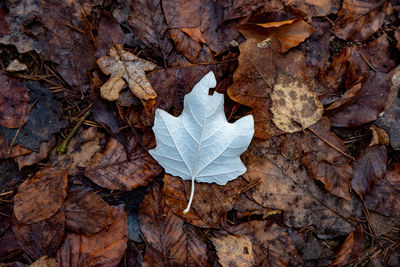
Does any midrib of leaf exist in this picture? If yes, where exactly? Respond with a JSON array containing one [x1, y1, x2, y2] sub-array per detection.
[[184, 98, 207, 213]]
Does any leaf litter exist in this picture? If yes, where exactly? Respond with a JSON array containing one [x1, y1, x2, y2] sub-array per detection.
[[2, 0, 400, 266]]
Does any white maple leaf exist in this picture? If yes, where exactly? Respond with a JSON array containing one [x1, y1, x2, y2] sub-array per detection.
[[149, 72, 254, 213]]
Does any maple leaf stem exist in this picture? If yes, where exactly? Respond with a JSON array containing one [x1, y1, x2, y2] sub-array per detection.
[[183, 176, 195, 214]]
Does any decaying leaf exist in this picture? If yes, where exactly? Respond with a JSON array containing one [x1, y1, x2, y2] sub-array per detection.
[[332, 226, 364, 266], [97, 44, 157, 104], [139, 184, 209, 266], [12, 208, 65, 260], [271, 71, 323, 133], [56, 205, 128, 267], [85, 136, 162, 191], [13, 167, 69, 224], [211, 235, 255, 267], [149, 72, 254, 213], [64, 191, 114, 236], [30, 256, 59, 267]]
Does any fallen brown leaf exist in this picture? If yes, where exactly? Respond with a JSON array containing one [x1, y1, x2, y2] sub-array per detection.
[[0, 134, 31, 160], [94, 11, 124, 59], [162, 174, 244, 228], [271, 71, 323, 133], [244, 139, 361, 236], [97, 44, 157, 104], [0, 72, 29, 129], [351, 145, 387, 198], [216, 221, 302, 266], [376, 98, 400, 150], [56, 205, 128, 267], [85, 136, 162, 190], [211, 235, 255, 267], [15, 136, 56, 169], [128, 0, 173, 60], [283, 0, 340, 17], [332, 226, 364, 266], [365, 164, 400, 217], [333, 0, 387, 42], [12, 208, 65, 260], [13, 167, 69, 224], [64, 191, 114, 236], [139, 184, 209, 266]]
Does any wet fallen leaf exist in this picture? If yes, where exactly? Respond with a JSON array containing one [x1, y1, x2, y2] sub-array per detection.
[[271, 71, 323, 133], [0, 72, 29, 129], [94, 11, 124, 59], [50, 127, 104, 175], [244, 139, 361, 236], [364, 164, 400, 217], [15, 136, 56, 169], [351, 145, 387, 198], [85, 136, 162, 190], [216, 221, 302, 266], [333, 0, 387, 42], [0, 134, 31, 160], [328, 72, 391, 127], [211, 235, 255, 267], [64, 191, 114, 236], [128, 0, 173, 60], [13, 167, 69, 224], [162, 174, 244, 228], [139, 184, 209, 266], [56, 205, 128, 267], [12, 209, 65, 260], [332, 226, 364, 266]]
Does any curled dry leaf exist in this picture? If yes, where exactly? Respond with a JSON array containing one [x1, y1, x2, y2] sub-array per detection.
[[211, 235, 255, 267], [56, 205, 128, 267], [13, 167, 69, 224], [64, 191, 114, 236], [12, 208, 65, 260], [97, 44, 157, 103], [85, 137, 162, 191], [0, 72, 29, 129], [139, 184, 209, 266], [15, 136, 56, 169], [271, 71, 323, 133]]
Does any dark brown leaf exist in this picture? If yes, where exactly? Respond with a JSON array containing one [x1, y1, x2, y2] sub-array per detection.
[[351, 145, 387, 198], [282, 0, 340, 17], [332, 226, 364, 266], [162, 174, 244, 228], [94, 11, 124, 59], [0, 134, 31, 160], [142, 246, 164, 267], [56, 205, 128, 267], [244, 139, 361, 236], [333, 0, 387, 42], [13, 167, 69, 224], [169, 29, 202, 62], [0, 72, 29, 129], [64, 191, 114, 236], [365, 164, 400, 217], [216, 221, 302, 266], [128, 0, 173, 60], [139, 184, 209, 266], [85, 137, 162, 190], [15, 136, 56, 169], [12, 209, 65, 260], [39, 0, 97, 94], [328, 72, 391, 127]]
